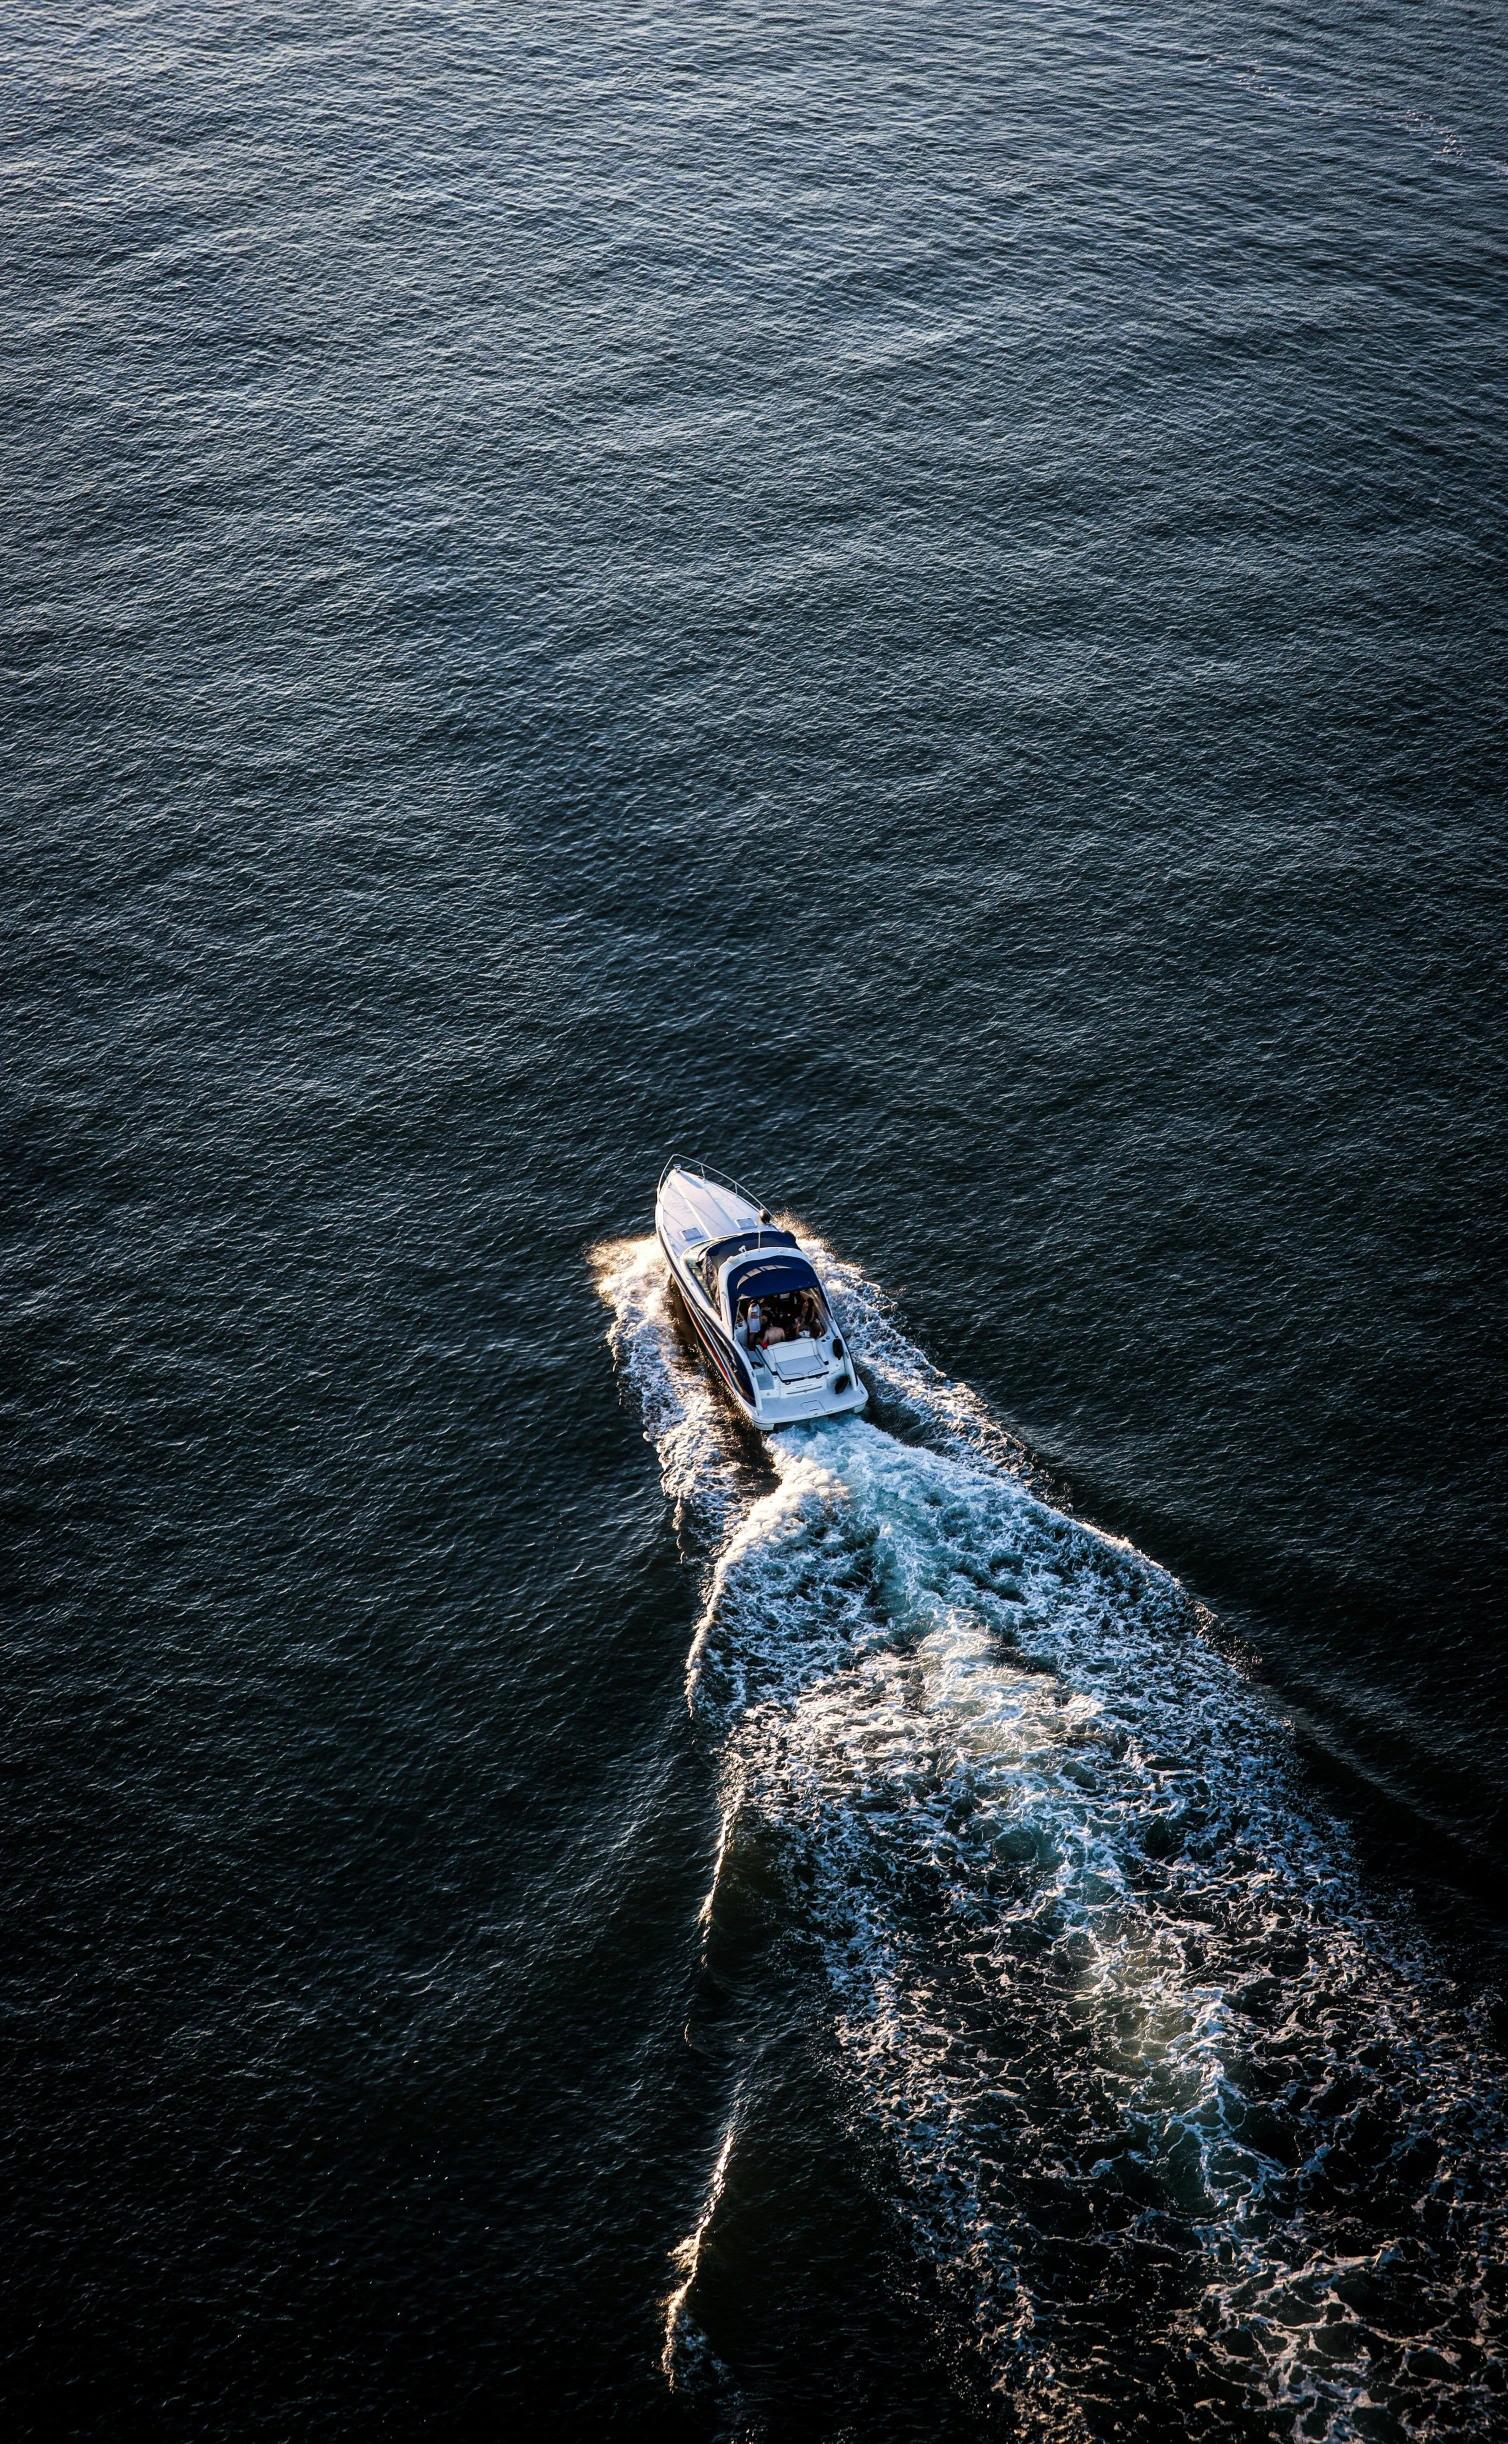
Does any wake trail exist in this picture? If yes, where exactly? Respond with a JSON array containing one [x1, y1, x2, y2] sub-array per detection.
[[593, 1230, 1507, 2443]]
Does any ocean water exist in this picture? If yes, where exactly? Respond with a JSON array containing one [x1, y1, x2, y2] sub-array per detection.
[[4, 5, 1506, 2440]]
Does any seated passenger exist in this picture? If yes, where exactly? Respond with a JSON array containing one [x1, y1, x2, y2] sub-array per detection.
[[762, 1300, 787, 1344], [734, 1299, 761, 1349]]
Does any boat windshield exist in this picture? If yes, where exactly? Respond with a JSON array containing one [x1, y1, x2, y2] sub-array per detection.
[[695, 1228, 796, 1299]]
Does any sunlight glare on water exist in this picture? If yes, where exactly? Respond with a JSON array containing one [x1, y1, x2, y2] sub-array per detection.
[[7, 0, 1507, 2432]]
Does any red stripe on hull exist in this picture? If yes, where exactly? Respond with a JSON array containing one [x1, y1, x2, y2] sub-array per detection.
[[662, 1248, 755, 1415]]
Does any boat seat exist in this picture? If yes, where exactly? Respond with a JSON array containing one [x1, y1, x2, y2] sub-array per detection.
[[766, 1338, 826, 1383]]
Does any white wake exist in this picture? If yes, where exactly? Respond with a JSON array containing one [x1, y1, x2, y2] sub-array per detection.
[[594, 1229, 1507, 2441]]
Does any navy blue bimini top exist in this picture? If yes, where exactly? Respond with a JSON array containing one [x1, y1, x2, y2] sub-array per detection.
[[723, 1252, 821, 1312]]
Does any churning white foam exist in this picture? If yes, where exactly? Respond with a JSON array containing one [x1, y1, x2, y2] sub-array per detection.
[[593, 1232, 1508, 2440]]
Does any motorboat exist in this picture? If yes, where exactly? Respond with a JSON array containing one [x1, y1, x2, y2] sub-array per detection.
[[656, 1158, 868, 1431]]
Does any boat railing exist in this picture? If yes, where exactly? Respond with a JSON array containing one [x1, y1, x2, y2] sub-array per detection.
[[658, 1153, 773, 1220]]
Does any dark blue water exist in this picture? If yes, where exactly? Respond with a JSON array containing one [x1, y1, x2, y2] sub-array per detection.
[[5, 5, 1507, 2438]]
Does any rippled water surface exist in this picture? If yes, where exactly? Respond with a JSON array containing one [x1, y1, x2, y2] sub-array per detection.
[[4, 4, 1506, 2439]]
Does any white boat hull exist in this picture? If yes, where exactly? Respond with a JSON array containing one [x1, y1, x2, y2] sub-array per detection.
[[655, 1160, 868, 1432]]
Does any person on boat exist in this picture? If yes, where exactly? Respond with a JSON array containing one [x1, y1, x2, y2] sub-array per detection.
[[762, 1300, 788, 1345], [735, 1299, 762, 1349]]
